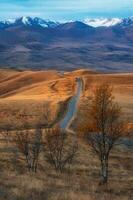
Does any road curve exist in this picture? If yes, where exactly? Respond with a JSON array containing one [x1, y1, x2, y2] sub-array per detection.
[[59, 78, 83, 130]]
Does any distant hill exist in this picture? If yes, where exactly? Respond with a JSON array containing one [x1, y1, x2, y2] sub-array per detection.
[[0, 17, 133, 72]]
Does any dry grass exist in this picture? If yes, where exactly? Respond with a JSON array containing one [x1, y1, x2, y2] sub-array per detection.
[[0, 69, 132, 199], [0, 69, 133, 129], [82, 73, 133, 121], [0, 133, 132, 200]]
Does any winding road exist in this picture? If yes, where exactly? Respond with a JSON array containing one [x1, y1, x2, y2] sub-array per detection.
[[59, 77, 83, 131]]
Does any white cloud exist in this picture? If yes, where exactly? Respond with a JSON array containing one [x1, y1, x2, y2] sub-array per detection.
[[0, 0, 133, 20]]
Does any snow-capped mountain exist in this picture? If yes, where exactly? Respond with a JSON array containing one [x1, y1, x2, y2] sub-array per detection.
[[120, 17, 133, 27], [0, 16, 133, 72], [1, 16, 133, 29], [83, 18, 122, 27], [0, 18, 15, 28], [19, 17, 60, 27], [0, 16, 60, 28], [83, 17, 133, 27]]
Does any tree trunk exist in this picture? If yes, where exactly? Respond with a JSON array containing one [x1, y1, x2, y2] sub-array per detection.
[[101, 157, 108, 184], [26, 155, 31, 172]]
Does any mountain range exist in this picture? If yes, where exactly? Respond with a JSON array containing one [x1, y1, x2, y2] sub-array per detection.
[[1, 16, 133, 28], [0, 16, 133, 72]]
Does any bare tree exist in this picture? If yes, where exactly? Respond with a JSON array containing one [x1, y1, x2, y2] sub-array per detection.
[[14, 127, 42, 172], [83, 83, 125, 184], [14, 129, 32, 171], [43, 127, 78, 173], [31, 128, 42, 172]]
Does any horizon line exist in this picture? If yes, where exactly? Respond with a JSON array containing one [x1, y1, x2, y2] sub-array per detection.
[[0, 15, 133, 22]]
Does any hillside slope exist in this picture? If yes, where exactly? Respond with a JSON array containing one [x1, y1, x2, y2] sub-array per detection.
[[0, 69, 132, 130]]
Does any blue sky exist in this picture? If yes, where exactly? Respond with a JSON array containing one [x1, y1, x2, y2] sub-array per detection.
[[0, 0, 133, 21]]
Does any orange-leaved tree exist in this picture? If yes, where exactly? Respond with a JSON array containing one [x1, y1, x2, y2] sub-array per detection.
[[83, 83, 126, 184]]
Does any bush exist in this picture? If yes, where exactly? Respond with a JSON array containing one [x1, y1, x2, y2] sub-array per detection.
[[43, 127, 78, 173]]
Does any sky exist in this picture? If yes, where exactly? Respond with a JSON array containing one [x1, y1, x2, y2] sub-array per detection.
[[0, 0, 133, 21]]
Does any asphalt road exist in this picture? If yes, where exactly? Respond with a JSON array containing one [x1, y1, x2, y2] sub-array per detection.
[[59, 77, 83, 130]]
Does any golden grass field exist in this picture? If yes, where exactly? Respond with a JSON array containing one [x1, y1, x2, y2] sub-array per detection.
[[0, 69, 132, 129], [0, 69, 133, 200]]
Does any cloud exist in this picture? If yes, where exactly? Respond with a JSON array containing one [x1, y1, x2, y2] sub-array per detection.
[[0, 0, 133, 20]]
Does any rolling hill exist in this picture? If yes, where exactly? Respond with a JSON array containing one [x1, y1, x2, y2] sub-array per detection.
[[0, 69, 132, 130]]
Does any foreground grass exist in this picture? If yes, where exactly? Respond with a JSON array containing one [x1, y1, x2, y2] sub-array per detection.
[[0, 134, 132, 200]]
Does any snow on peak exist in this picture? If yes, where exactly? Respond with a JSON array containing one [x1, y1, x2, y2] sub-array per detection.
[[33, 17, 48, 27], [6, 19, 15, 24], [14, 16, 59, 28], [21, 16, 31, 25], [2, 16, 133, 29], [83, 18, 122, 27]]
